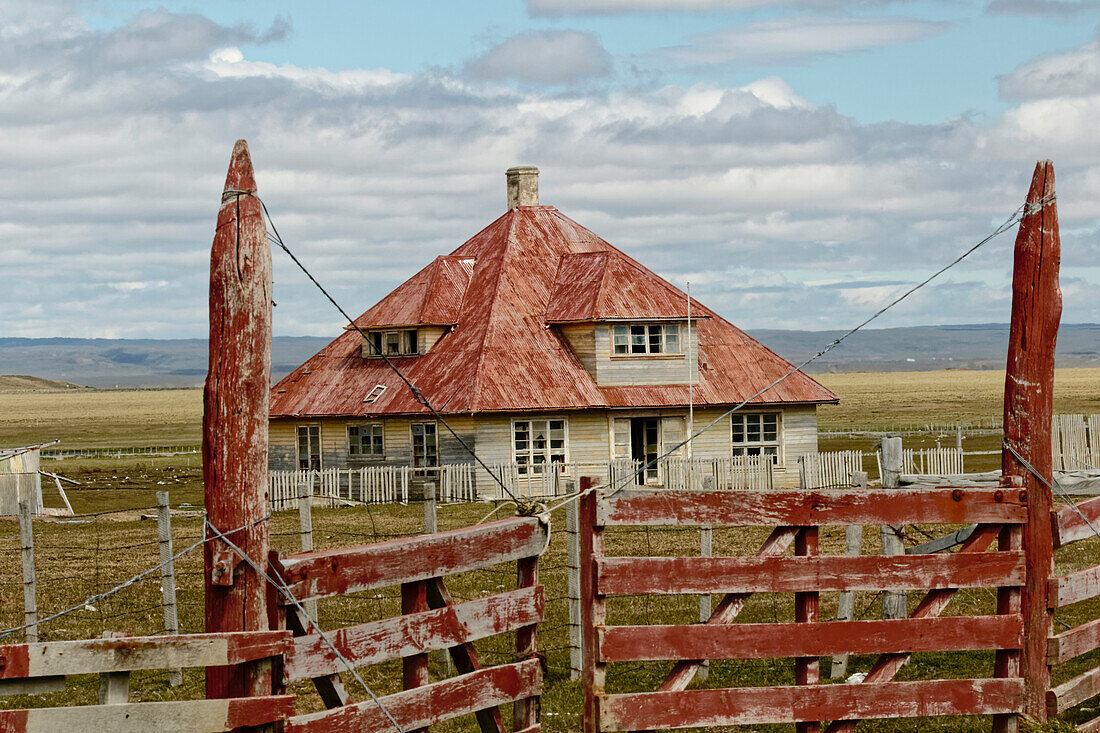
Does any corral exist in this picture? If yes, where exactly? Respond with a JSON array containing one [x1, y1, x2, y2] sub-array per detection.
[[1, 150, 1099, 732]]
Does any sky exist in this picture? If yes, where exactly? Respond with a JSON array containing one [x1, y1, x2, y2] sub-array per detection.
[[2, 0, 1098, 339]]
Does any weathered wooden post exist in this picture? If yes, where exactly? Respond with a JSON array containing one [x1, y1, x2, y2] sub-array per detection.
[[831, 470, 867, 679], [566, 490, 583, 680], [1004, 160, 1060, 723], [879, 436, 906, 619], [297, 481, 318, 623], [18, 498, 36, 643], [156, 491, 182, 685], [204, 139, 273, 700], [579, 477, 604, 733], [698, 526, 712, 681]]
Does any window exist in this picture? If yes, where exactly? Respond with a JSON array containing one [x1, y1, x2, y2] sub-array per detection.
[[296, 425, 321, 470], [731, 412, 780, 463], [513, 419, 567, 475], [612, 323, 681, 355], [411, 422, 438, 474], [363, 384, 387, 404], [365, 329, 418, 357], [348, 423, 383, 458]]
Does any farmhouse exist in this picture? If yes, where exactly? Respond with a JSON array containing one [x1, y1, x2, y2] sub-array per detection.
[[269, 167, 837, 492]]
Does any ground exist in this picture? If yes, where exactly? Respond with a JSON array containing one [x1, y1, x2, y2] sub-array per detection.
[[2, 368, 1099, 730]]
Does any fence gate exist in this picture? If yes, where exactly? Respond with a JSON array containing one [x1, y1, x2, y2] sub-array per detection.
[[270, 515, 549, 732], [580, 487, 1028, 731]]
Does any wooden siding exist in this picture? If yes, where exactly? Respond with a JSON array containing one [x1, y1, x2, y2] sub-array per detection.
[[559, 324, 597, 377], [593, 324, 699, 387], [270, 406, 816, 488]]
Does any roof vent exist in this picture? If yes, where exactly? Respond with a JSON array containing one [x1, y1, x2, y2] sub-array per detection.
[[363, 384, 387, 404], [506, 166, 539, 209]]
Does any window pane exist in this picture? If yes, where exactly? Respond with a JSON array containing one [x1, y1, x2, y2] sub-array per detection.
[[385, 331, 400, 354], [664, 324, 680, 353], [732, 416, 744, 443], [613, 326, 628, 354], [631, 325, 647, 353], [370, 332, 382, 355], [648, 325, 662, 353], [405, 330, 418, 354]]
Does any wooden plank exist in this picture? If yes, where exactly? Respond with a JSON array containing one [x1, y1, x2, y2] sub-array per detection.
[[0, 677, 65, 697], [1050, 616, 1100, 665], [1047, 663, 1100, 716], [0, 631, 290, 679], [203, 139, 272, 700], [599, 615, 1023, 662], [285, 586, 543, 681], [1079, 714, 1100, 732], [906, 525, 976, 555], [514, 556, 540, 731], [657, 526, 798, 693], [597, 552, 1024, 595], [284, 659, 542, 733], [597, 487, 1027, 527], [1050, 565, 1100, 608], [825, 523, 1003, 733], [580, 486, 605, 733], [0, 696, 295, 733], [425, 577, 507, 733], [794, 526, 820, 733], [279, 516, 548, 601], [598, 678, 1024, 731], [1055, 496, 1100, 548], [402, 579, 430, 733], [993, 524, 1023, 733], [1003, 159, 1060, 723]]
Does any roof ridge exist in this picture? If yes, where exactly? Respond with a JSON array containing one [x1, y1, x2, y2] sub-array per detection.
[[467, 209, 520, 411]]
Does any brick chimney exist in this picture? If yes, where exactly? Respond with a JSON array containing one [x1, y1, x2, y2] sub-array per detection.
[[506, 166, 539, 209]]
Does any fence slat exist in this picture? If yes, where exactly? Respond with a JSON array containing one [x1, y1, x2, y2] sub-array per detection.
[[0, 696, 295, 733], [1048, 616, 1100, 665], [1050, 564, 1100, 608], [284, 659, 542, 733], [598, 679, 1023, 730], [279, 516, 548, 601], [599, 615, 1022, 662], [597, 552, 1025, 595], [596, 488, 1027, 527], [1047, 663, 1100, 716], [285, 587, 543, 680]]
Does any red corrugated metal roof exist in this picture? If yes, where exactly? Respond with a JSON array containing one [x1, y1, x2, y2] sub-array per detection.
[[270, 206, 837, 418]]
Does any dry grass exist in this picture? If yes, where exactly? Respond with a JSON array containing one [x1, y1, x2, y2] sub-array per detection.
[[816, 367, 1100, 430]]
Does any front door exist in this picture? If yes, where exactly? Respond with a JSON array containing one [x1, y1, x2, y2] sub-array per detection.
[[631, 417, 660, 485]]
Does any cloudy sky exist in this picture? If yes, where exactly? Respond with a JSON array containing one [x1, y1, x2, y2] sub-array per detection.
[[2, 0, 1097, 339]]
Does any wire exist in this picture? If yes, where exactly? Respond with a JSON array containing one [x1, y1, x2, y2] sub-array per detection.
[[203, 518, 406, 733], [543, 192, 1056, 516], [224, 189, 521, 508], [1003, 440, 1100, 541]]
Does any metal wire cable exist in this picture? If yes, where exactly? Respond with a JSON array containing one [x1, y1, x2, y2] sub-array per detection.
[[542, 193, 1056, 516], [203, 517, 406, 733], [223, 189, 521, 507], [1003, 440, 1100, 541]]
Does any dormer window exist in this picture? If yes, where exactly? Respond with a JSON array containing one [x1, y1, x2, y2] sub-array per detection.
[[365, 329, 419, 357], [612, 323, 681, 356]]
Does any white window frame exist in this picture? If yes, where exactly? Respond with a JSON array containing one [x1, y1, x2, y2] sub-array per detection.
[[411, 422, 438, 475], [296, 423, 321, 471], [611, 323, 682, 356], [347, 422, 384, 459], [731, 412, 782, 464], [512, 418, 569, 476], [366, 329, 419, 357]]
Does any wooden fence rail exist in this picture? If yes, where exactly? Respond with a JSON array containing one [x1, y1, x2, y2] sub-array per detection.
[[581, 487, 1027, 732], [270, 515, 548, 732]]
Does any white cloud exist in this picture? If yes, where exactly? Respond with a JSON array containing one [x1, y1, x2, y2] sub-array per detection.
[[526, 0, 877, 14], [986, 0, 1100, 15], [999, 37, 1100, 99], [464, 30, 613, 85], [0, 4, 1098, 339], [652, 16, 950, 66]]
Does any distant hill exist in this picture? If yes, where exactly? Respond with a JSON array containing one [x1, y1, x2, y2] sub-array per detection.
[[0, 324, 1096, 387], [0, 375, 91, 392]]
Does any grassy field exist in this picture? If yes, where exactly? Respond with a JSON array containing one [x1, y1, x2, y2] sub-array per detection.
[[3, 369, 1100, 730]]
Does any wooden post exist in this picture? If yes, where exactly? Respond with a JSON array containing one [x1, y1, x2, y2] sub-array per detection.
[[203, 139, 273, 700], [402, 579, 430, 733], [98, 632, 130, 704], [297, 481, 318, 623], [515, 553, 540, 730], [566, 494, 582, 680], [1003, 160, 1060, 723], [18, 499, 36, 644], [795, 526, 820, 733], [156, 491, 182, 686], [831, 470, 867, 679], [698, 526, 712, 682], [879, 436, 906, 619], [424, 481, 437, 534], [579, 478, 604, 733]]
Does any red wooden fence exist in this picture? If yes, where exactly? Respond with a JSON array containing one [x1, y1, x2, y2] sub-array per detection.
[[269, 515, 549, 732], [580, 487, 1028, 731]]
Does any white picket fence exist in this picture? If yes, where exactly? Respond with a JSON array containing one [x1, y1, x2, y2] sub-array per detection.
[[1053, 414, 1100, 471], [269, 467, 412, 511], [799, 450, 865, 489]]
